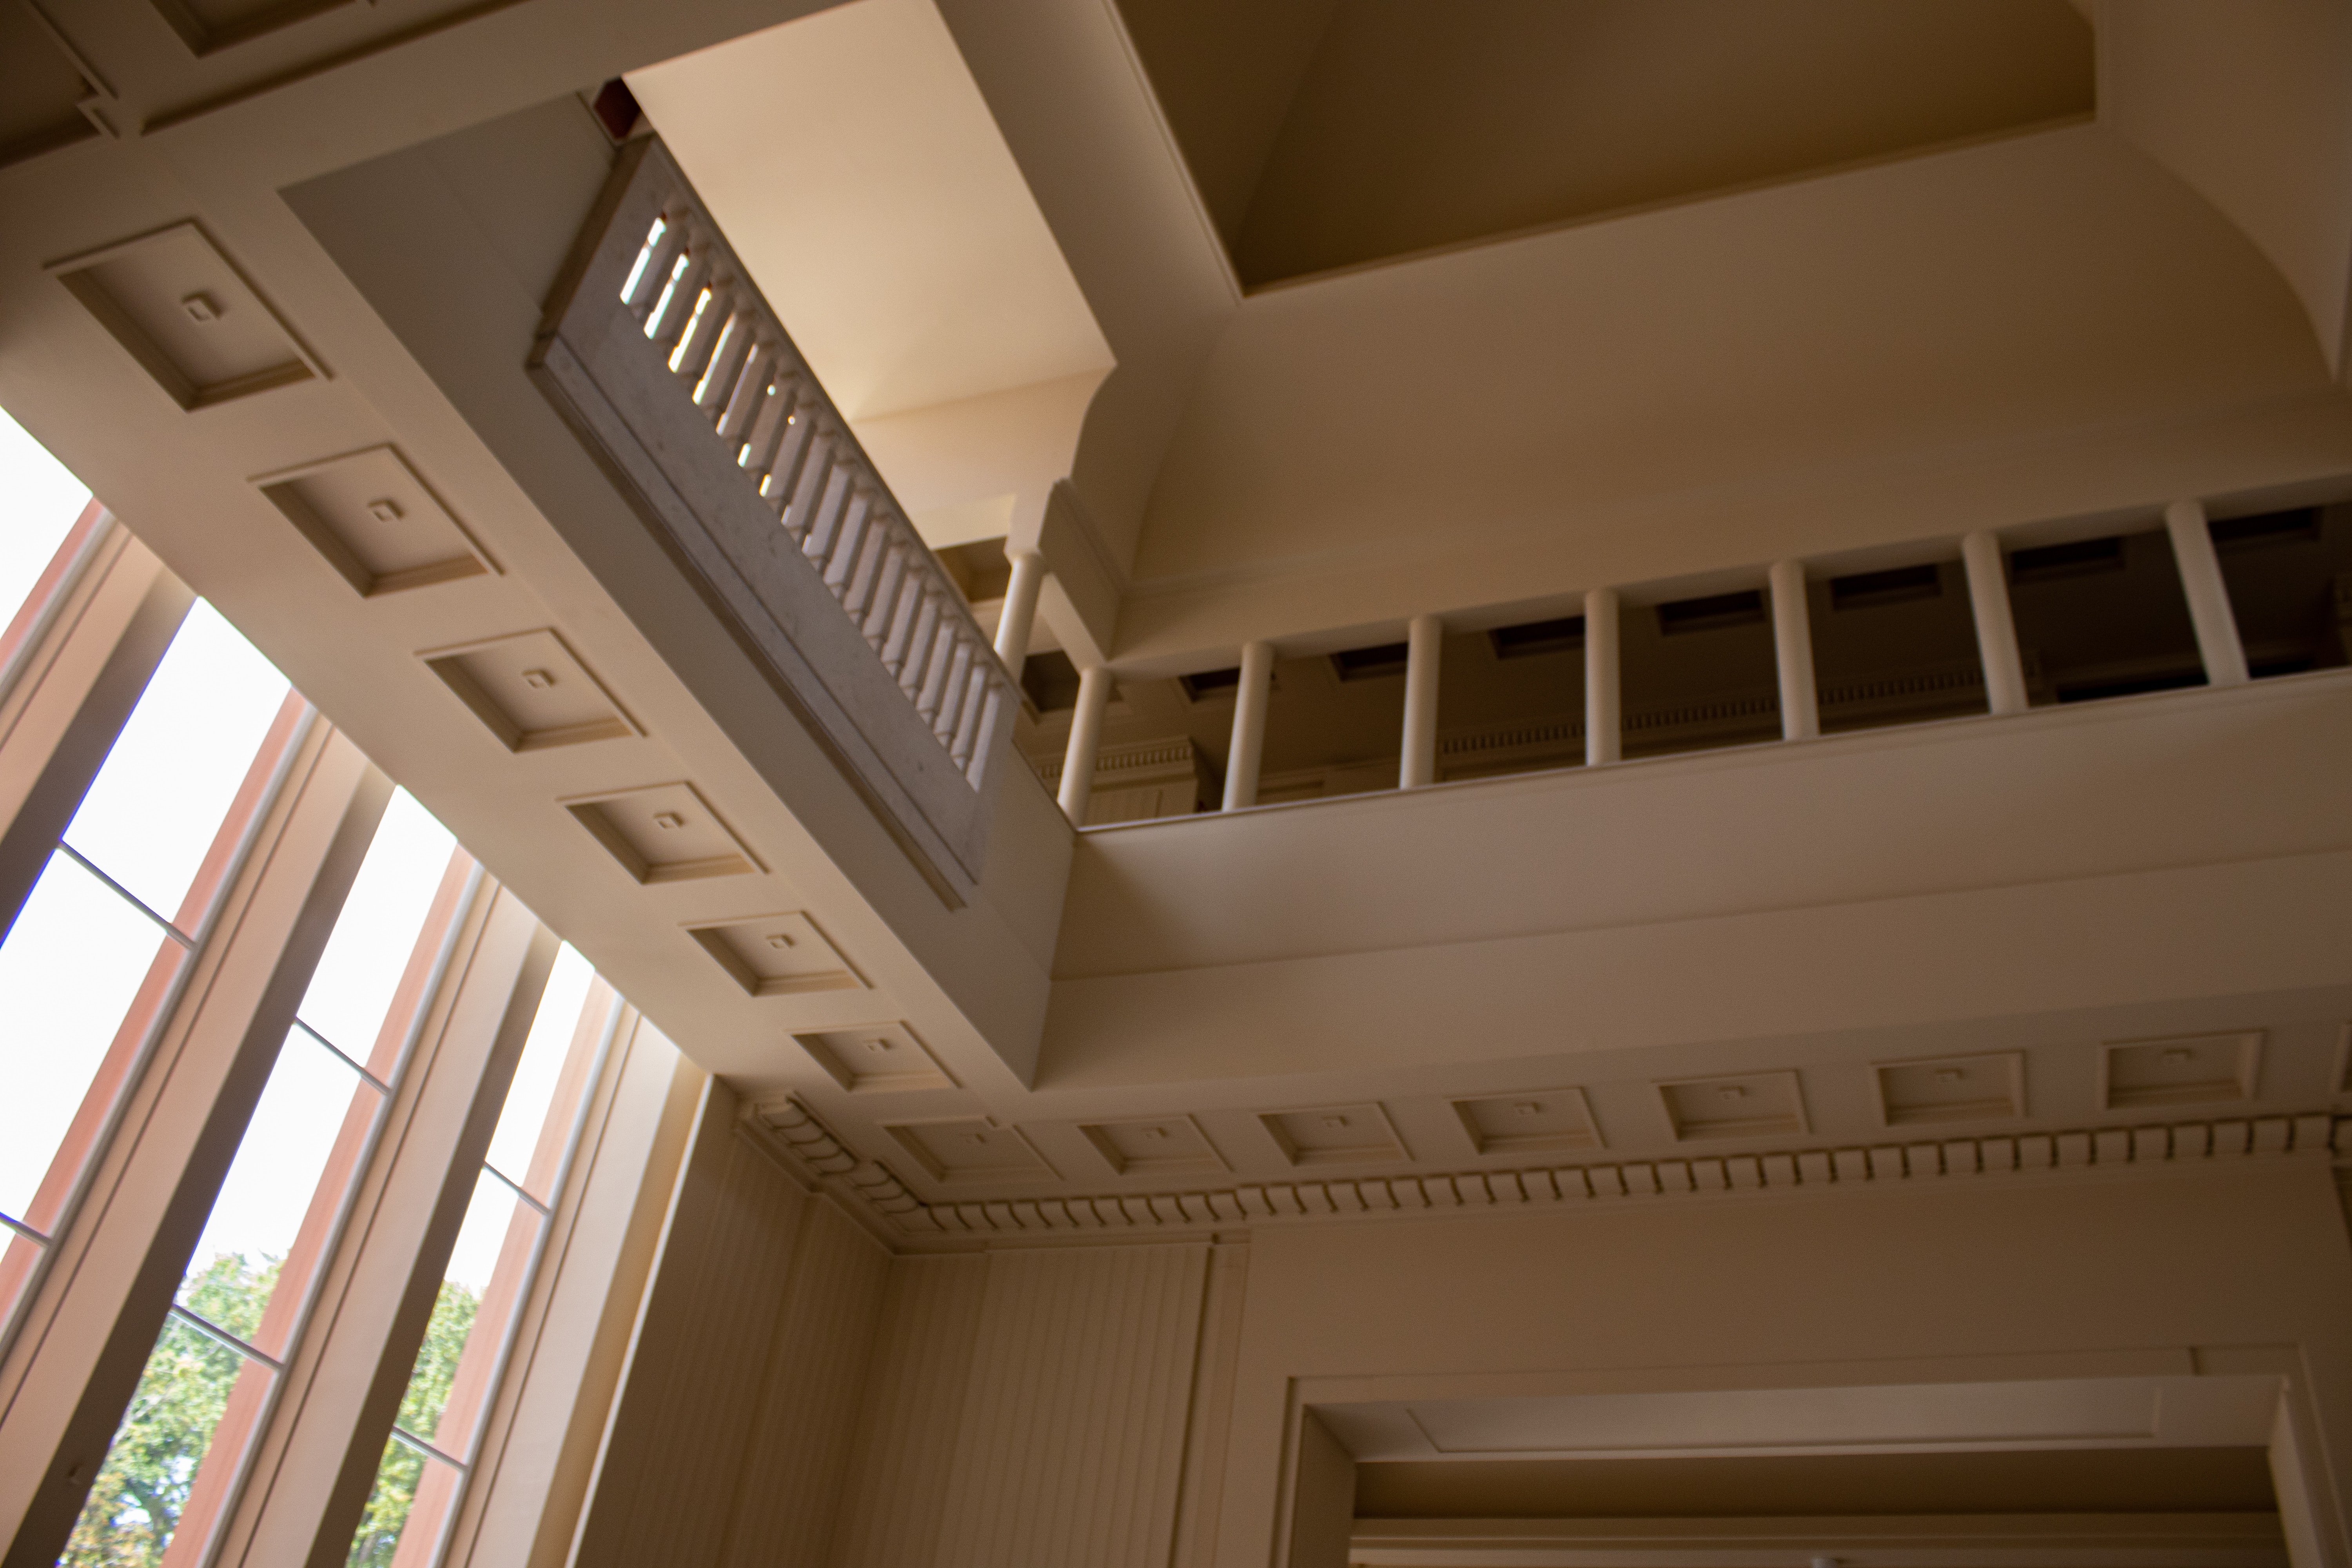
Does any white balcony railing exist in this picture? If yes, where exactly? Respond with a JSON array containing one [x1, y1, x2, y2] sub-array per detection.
[[533, 138, 1013, 899]]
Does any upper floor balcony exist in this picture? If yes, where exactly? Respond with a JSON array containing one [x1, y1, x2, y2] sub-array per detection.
[[7, 0, 2352, 1218]]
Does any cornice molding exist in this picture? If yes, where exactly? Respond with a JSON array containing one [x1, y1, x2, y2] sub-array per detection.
[[746, 1098, 2350, 1252]]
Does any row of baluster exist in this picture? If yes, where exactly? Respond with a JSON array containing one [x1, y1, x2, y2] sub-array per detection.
[[617, 211, 1006, 786]]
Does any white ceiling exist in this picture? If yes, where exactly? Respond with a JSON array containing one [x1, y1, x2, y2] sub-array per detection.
[[627, 0, 1114, 423]]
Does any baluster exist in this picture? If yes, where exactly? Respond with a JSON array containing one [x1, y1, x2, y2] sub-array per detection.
[[626, 214, 690, 321], [717, 343, 775, 441], [897, 592, 946, 698], [672, 281, 732, 389], [760, 396, 817, 511], [696, 311, 757, 420], [949, 665, 991, 766], [802, 464, 857, 559], [932, 641, 976, 741], [822, 492, 874, 593], [962, 684, 1005, 785], [881, 577, 927, 677], [915, 611, 958, 714], [862, 542, 911, 647], [780, 438, 836, 539], [648, 249, 711, 352], [841, 515, 893, 619]]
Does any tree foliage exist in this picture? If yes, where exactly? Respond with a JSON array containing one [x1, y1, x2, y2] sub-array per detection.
[[58, 1253, 479, 1568], [60, 1252, 279, 1567]]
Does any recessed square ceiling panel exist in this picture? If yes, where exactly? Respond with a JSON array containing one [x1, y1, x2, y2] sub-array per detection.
[[1452, 1089, 1600, 1156], [1657, 1072, 1808, 1143], [423, 629, 637, 752], [54, 222, 321, 408], [884, 1118, 1055, 1184], [565, 783, 759, 884], [688, 912, 862, 997], [1260, 1102, 1409, 1167], [258, 446, 493, 597], [1875, 1052, 2025, 1127], [1080, 1115, 1227, 1177], [797, 1023, 951, 1093], [2102, 1033, 2261, 1111]]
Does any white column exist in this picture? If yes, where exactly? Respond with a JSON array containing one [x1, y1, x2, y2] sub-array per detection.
[[2165, 499, 2250, 687], [1768, 560, 1818, 740], [1057, 664, 1112, 824], [1222, 640, 1274, 811], [1584, 588, 1620, 766], [1399, 614, 1442, 789], [992, 548, 1046, 681], [1960, 530, 2029, 715]]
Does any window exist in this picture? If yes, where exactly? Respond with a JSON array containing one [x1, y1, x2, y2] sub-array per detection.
[[0, 604, 299, 1345], [60, 793, 466, 1565], [348, 945, 616, 1567]]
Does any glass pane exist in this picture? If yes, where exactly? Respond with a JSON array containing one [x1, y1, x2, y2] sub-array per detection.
[[0, 852, 175, 1229], [60, 1313, 258, 1565], [484, 946, 597, 1199], [348, 1433, 457, 1568], [399, 1173, 539, 1452], [0, 408, 91, 632], [296, 791, 459, 1070], [178, 1028, 377, 1359], [64, 603, 289, 926]]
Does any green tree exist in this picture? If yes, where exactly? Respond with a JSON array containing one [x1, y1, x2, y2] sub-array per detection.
[[59, 1252, 281, 1567], [56, 1255, 478, 1568], [345, 1278, 480, 1567]]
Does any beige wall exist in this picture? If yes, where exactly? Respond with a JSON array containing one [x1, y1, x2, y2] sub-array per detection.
[[572, 1080, 889, 1568], [630, 1158, 2352, 1568], [1045, 669, 2352, 1093]]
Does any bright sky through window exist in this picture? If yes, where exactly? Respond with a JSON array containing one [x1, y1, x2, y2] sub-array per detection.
[[0, 407, 90, 630]]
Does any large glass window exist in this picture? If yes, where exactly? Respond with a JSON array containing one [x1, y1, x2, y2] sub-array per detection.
[[348, 944, 615, 1568], [60, 792, 467, 1568], [0, 407, 95, 666], [0, 603, 299, 1345]]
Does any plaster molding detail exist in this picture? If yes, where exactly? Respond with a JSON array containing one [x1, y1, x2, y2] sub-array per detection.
[[753, 1100, 2352, 1249]]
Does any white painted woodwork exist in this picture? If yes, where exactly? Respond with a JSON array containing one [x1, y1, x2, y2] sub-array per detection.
[[1583, 588, 1620, 766], [930, 1246, 1209, 1568], [2165, 499, 2252, 686], [1769, 559, 1819, 740], [1960, 530, 2031, 715], [573, 1083, 881, 1568], [1401, 613, 1442, 789], [722, 1200, 889, 1568], [1058, 663, 1114, 823], [828, 1258, 991, 1568], [1225, 639, 1277, 810], [993, 547, 1047, 679]]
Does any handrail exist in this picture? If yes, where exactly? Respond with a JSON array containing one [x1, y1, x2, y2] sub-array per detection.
[[534, 138, 1014, 899]]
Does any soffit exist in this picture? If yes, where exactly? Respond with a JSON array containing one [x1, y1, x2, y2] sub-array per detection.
[[1116, 0, 2093, 289], [626, 0, 1114, 423]]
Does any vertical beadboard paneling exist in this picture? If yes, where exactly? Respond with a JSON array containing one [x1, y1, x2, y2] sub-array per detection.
[[828, 1254, 991, 1568], [573, 1086, 809, 1568], [1169, 1244, 1249, 1568], [719, 1199, 891, 1568], [934, 1245, 1210, 1568]]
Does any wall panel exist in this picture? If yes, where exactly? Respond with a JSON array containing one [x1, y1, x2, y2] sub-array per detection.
[[828, 1255, 990, 1568], [572, 1083, 810, 1568], [933, 1245, 1210, 1568], [720, 1199, 891, 1568]]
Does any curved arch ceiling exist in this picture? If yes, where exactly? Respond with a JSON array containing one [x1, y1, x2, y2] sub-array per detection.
[[1119, 0, 2095, 289]]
